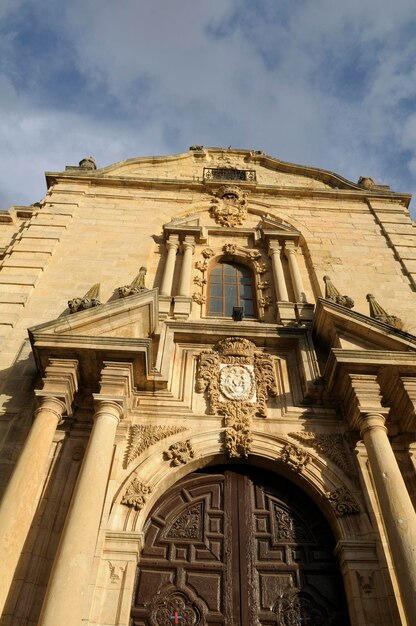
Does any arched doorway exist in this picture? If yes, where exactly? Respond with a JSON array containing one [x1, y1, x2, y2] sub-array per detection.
[[130, 466, 350, 625]]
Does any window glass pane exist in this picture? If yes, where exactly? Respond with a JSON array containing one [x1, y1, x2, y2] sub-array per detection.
[[210, 265, 222, 276], [209, 283, 223, 297], [224, 263, 237, 276], [225, 285, 238, 316], [224, 273, 237, 284], [209, 298, 223, 314], [242, 299, 254, 316], [240, 283, 253, 298]]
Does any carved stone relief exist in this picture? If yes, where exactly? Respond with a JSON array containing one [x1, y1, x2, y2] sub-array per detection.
[[289, 431, 354, 476], [108, 561, 126, 584], [209, 185, 247, 227], [326, 485, 360, 516], [121, 476, 152, 510], [196, 337, 277, 458], [164, 440, 195, 466], [118, 266, 148, 298], [279, 443, 311, 472], [125, 424, 187, 467]]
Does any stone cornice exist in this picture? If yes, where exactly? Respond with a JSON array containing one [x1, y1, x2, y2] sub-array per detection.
[[44, 172, 411, 207]]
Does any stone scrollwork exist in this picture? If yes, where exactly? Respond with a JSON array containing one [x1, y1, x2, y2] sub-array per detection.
[[196, 337, 277, 459], [326, 485, 360, 516], [279, 443, 311, 472], [164, 440, 195, 466], [121, 476, 152, 510]]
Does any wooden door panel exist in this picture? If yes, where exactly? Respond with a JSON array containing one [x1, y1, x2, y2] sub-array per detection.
[[130, 468, 350, 626]]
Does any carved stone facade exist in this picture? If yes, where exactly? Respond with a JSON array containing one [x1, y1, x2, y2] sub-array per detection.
[[0, 147, 415, 626], [196, 337, 277, 457]]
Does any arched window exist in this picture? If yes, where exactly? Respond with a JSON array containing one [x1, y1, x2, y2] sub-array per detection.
[[207, 261, 255, 318]]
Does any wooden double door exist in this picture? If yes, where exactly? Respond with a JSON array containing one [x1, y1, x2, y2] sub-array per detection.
[[131, 467, 350, 625]]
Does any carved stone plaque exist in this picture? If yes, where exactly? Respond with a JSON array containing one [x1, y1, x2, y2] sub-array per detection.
[[219, 364, 256, 402]]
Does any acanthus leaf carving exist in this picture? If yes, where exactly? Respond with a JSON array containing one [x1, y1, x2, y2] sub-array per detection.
[[125, 424, 187, 467], [288, 431, 354, 476], [326, 485, 360, 516], [121, 476, 152, 510], [164, 440, 195, 466]]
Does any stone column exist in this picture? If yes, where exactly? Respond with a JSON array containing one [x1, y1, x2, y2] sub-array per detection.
[[0, 359, 78, 616], [268, 243, 289, 301], [360, 412, 416, 622], [159, 235, 179, 296], [285, 241, 307, 303], [347, 375, 416, 624], [178, 236, 195, 297], [38, 363, 134, 626]]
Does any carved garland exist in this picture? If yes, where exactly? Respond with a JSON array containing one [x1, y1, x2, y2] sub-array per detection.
[[196, 337, 277, 459]]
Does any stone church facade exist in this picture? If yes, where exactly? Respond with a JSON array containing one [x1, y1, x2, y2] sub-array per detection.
[[0, 147, 415, 626]]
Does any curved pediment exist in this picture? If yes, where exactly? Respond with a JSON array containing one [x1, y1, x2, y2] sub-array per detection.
[[48, 147, 376, 193]]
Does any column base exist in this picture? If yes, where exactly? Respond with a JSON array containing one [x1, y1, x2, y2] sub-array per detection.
[[173, 296, 192, 320], [276, 302, 297, 325], [158, 295, 172, 320]]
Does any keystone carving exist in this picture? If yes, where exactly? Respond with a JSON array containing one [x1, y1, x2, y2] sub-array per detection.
[[164, 440, 195, 466], [121, 476, 152, 510], [196, 337, 277, 459], [125, 424, 187, 467], [289, 431, 354, 476], [279, 443, 311, 472], [326, 485, 360, 516]]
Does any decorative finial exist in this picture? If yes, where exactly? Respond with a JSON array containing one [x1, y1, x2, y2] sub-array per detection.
[[68, 283, 101, 313], [118, 267, 148, 298], [323, 276, 354, 309], [366, 294, 403, 329]]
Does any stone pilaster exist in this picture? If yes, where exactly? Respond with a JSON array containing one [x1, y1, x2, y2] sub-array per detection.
[[159, 235, 179, 297], [0, 359, 79, 615], [345, 374, 416, 624], [38, 362, 134, 626]]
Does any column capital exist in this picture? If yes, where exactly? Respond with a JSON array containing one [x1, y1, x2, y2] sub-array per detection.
[[284, 240, 298, 256], [34, 358, 79, 416], [92, 398, 124, 425], [268, 242, 282, 257], [34, 396, 66, 422], [94, 361, 135, 417], [166, 235, 180, 251], [182, 236, 195, 253], [342, 373, 389, 431]]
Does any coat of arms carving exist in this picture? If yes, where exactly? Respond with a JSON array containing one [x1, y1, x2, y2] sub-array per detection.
[[209, 186, 247, 227], [196, 337, 277, 458]]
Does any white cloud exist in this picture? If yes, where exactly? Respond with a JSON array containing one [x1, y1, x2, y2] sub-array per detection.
[[0, 0, 415, 217]]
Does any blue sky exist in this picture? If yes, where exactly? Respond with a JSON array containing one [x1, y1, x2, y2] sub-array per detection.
[[1, 0, 416, 217]]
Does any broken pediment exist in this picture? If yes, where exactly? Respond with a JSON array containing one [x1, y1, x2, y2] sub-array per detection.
[[47, 148, 369, 193], [28, 289, 159, 386]]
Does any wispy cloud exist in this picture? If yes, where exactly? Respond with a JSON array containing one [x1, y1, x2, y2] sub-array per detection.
[[1, 0, 415, 216]]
